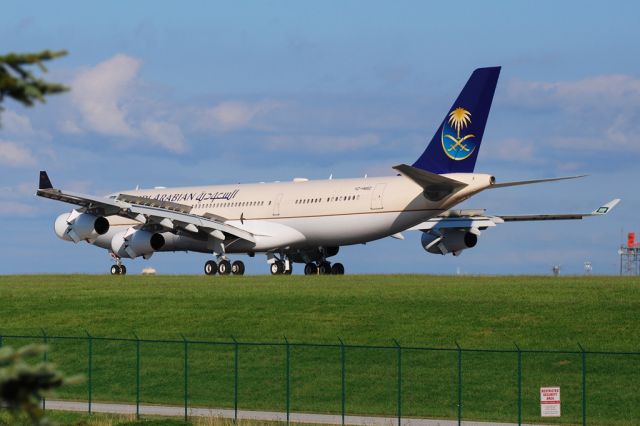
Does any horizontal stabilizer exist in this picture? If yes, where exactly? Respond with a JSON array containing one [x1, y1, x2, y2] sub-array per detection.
[[490, 175, 586, 189], [393, 164, 467, 190], [393, 164, 467, 201]]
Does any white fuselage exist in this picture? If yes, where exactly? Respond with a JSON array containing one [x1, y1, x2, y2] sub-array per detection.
[[94, 173, 494, 255]]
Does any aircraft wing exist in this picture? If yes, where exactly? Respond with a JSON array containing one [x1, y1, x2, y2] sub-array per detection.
[[409, 199, 621, 233], [36, 171, 255, 243]]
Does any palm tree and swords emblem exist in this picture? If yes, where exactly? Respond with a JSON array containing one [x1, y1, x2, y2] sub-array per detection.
[[441, 107, 476, 160]]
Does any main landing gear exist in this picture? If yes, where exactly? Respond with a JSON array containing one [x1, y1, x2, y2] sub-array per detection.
[[110, 253, 127, 275], [110, 264, 127, 275], [204, 259, 245, 276], [270, 260, 293, 275], [304, 261, 344, 275], [268, 253, 293, 275]]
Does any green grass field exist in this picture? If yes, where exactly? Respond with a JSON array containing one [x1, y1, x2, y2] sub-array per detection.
[[1, 275, 639, 425]]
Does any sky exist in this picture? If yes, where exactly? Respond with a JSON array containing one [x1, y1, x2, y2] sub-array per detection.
[[1, 0, 638, 275]]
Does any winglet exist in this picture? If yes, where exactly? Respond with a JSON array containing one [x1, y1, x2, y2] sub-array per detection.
[[591, 198, 620, 215], [39, 171, 53, 190]]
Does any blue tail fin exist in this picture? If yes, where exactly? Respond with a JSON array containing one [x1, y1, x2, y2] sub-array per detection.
[[412, 67, 501, 174]]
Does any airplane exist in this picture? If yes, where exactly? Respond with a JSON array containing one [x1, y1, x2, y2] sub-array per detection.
[[36, 67, 620, 276]]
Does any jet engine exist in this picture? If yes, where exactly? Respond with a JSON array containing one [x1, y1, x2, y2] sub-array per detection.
[[111, 228, 165, 259], [55, 210, 109, 243], [421, 229, 477, 256]]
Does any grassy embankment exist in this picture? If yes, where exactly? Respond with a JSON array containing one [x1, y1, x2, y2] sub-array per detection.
[[1, 275, 638, 425]]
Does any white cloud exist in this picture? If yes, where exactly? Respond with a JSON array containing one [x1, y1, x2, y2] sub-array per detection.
[[141, 120, 188, 153], [506, 74, 640, 110], [59, 118, 83, 135], [505, 74, 640, 152], [71, 54, 141, 137], [2, 109, 51, 140], [67, 54, 190, 153], [0, 182, 36, 197], [3, 109, 35, 135], [0, 140, 37, 167], [0, 200, 37, 217], [483, 138, 536, 163], [268, 133, 380, 152], [199, 100, 285, 131]]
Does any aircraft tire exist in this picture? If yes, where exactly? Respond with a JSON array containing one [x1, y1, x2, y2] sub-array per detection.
[[270, 261, 284, 275], [120, 265, 127, 275], [304, 263, 318, 275], [110, 265, 121, 275], [204, 260, 217, 275], [232, 261, 245, 275], [319, 261, 332, 275], [218, 260, 232, 275], [331, 263, 345, 275]]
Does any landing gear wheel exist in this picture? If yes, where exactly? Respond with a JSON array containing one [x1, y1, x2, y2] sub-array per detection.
[[218, 260, 231, 275], [319, 261, 332, 275], [270, 261, 284, 275], [231, 261, 245, 275], [331, 263, 345, 275], [120, 265, 127, 275], [284, 265, 293, 275], [204, 260, 217, 276], [304, 263, 318, 275], [110, 265, 121, 275]]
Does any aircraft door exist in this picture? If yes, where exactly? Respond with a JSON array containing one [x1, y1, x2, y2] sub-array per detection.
[[370, 183, 386, 210], [273, 193, 284, 216]]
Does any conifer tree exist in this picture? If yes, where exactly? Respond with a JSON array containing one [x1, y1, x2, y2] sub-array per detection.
[[0, 50, 69, 125]]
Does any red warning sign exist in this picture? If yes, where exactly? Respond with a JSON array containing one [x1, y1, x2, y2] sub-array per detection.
[[540, 387, 561, 417]]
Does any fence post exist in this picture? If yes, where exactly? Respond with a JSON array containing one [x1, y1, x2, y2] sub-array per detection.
[[339, 338, 346, 426], [41, 328, 48, 411], [182, 334, 189, 423], [455, 341, 462, 426], [284, 337, 290, 425], [232, 336, 239, 423], [85, 331, 93, 415], [134, 332, 140, 420], [515, 342, 522, 426], [578, 343, 587, 426], [393, 339, 402, 426]]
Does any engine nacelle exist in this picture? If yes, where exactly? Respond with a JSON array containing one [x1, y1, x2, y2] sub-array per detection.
[[111, 228, 165, 259], [55, 210, 109, 243], [421, 230, 478, 256]]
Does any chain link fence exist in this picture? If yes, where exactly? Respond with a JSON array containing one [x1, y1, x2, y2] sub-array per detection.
[[0, 332, 638, 425]]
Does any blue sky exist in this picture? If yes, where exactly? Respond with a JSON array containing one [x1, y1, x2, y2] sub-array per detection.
[[1, 1, 638, 275]]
